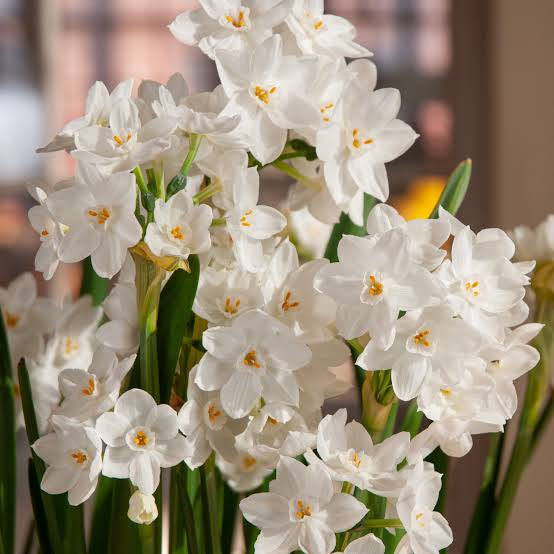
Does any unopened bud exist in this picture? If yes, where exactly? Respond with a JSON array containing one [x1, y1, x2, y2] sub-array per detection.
[[128, 491, 158, 525]]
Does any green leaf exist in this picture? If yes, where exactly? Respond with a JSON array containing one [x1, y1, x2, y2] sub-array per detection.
[[0, 310, 15, 554], [324, 195, 378, 262], [287, 138, 317, 161], [221, 481, 238, 554], [80, 257, 109, 306], [430, 159, 472, 218], [27, 459, 53, 554], [89, 476, 114, 554], [157, 256, 200, 404], [107, 480, 141, 554], [400, 399, 423, 438]]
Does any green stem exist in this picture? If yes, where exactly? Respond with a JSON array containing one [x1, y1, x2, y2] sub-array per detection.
[[400, 399, 423, 438], [176, 465, 200, 554], [211, 217, 226, 227], [200, 458, 222, 554], [271, 160, 311, 184], [530, 390, 554, 456], [181, 134, 203, 175], [193, 181, 223, 204], [133, 167, 149, 196]]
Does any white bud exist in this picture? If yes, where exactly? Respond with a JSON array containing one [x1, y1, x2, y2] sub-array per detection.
[[128, 490, 158, 525]]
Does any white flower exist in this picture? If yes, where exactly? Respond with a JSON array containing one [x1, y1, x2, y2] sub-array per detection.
[[366, 204, 450, 271], [215, 35, 320, 164], [0, 272, 54, 367], [46, 165, 142, 278], [96, 389, 186, 494], [169, 0, 292, 59], [48, 295, 103, 370], [315, 229, 442, 349], [333, 534, 385, 554], [144, 189, 213, 260], [217, 444, 275, 492], [28, 203, 63, 280], [316, 81, 418, 204], [54, 347, 136, 423], [72, 97, 176, 172], [225, 168, 286, 273], [32, 415, 102, 505], [435, 223, 527, 342], [193, 267, 264, 326], [510, 213, 554, 262], [240, 456, 368, 554], [358, 306, 482, 401], [96, 256, 139, 356], [195, 310, 311, 418], [178, 366, 248, 469], [392, 459, 453, 554], [38, 79, 133, 153], [305, 409, 409, 495], [286, 0, 371, 59], [128, 491, 158, 525]]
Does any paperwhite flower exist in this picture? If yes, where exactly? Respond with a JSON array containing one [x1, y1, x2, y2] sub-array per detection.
[[305, 409, 408, 495], [28, 203, 63, 280], [54, 347, 136, 423], [32, 415, 102, 505], [286, 0, 371, 58], [510, 213, 554, 262], [316, 81, 418, 204], [169, 0, 292, 59], [315, 229, 442, 349], [96, 256, 139, 356], [48, 295, 103, 370], [391, 459, 453, 554], [0, 272, 54, 366], [215, 35, 320, 164], [73, 97, 176, 172], [358, 306, 482, 401], [144, 189, 213, 260], [240, 456, 368, 554], [193, 267, 264, 326], [333, 534, 384, 554], [217, 444, 275, 492], [128, 491, 158, 525], [96, 389, 186, 494], [366, 204, 450, 271], [46, 165, 142, 278], [225, 167, 286, 273], [195, 310, 311, 418], [38, 79, 133, 153], [435, 223, 527, 342], [178, 366, 248, 469]]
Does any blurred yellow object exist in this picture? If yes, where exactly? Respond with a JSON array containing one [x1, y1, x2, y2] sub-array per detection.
[[391, 176, 446, 220]]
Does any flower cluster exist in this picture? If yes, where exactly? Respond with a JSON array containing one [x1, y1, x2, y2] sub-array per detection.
[[3, 2, 547, 554]]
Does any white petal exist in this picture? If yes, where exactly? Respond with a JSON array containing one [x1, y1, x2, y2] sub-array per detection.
[[239, 492, 290, 529], [220, 372, 262, 418], [129, 453, 161, 495], [322, 493, 368, 532], [115, 389, 157, 427]]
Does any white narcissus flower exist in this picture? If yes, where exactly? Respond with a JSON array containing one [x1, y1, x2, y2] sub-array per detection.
[[510, 213, 554, 262], [357, 306, 482, 401], [96, 256, 139, 356], [195, 310, 311, 418], [225, 167, 286, 273], [178, 366, 248, 469], [333, 534, 385, 554], [215, 35, 320, 164], [96, 389, 186, 495], [144, 189, 213, 260], [286, 0, 371, 59], [315, 229, 442, 350], [72, 97, 176, 172], [366, 204, 451, 271], [38, 79, 134, 153], [128, 491, 158, 525], [316, 80, 418, 204], [240, 456, 368, 554], [305, 409, 409, 495], [54, 347, 136, 423], [32, 415, 102, 505], [28, 203, 63, 280], [46, 165, 142, 279], [169, 0, 292, 59], [392, 459, 453, 554]]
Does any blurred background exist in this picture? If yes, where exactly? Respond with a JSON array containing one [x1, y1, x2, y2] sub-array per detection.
[[1, 1, 552, 552]]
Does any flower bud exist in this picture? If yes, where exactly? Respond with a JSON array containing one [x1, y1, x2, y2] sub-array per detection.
[[128, 491, 158, 525]]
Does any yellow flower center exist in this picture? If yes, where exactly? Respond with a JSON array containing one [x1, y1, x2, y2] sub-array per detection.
[[320, 102, 334, 122], [352, 128, 373, 149], [240, 209, 253, 227], [88, 207, 111, 225], [226, 10, 245, 28], [296, 500, 312, 519], [134, 431, 149, 447], [268, 416, 278, 425], [243, 350, 261, 369], [368, 275, 383, 296], [113, 132, 132, 146], [4, 311, 20, 329], [171, 226, 184, 240], [254, 86, 277, 105], [72, 451, 88, 465], [41, 229, 49, 237], [440, 388, 452, 396], [224, 297, 241, 315], [352, 451, 362, 468], [281, 291, 300, 312], [81, 378, 95, 396], [243, 455, 257, 469], [64, 337, 80, 356], [465, 280, 480, 296], [413, 329, 431, 348], [313, 20, 324, 30], [208, 404, 222, 423]]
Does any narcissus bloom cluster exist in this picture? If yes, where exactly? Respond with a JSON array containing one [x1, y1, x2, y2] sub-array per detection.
[[3, 3, 551, 554]]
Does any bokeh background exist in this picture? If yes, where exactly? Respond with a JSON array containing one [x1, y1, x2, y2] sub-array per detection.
[[1, 1, 552, 552]]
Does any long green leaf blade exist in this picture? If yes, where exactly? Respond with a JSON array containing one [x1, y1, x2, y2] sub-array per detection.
[[430, 159, 472, 218], [0, 310, 15, 554], [157, 256, 200, 404], [89, 477, 114, 554], [80, 257, 109, 305], [27, 460, 53, 554]]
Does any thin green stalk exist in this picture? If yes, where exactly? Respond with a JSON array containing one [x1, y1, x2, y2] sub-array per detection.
[[530, 389, 553, 457], [271, 160, 311, 185], [181, 134, 203, 175], [22, 520, 34, 554], [193, 181, 223, 204], [400, 399, 423, 438], [200, 458, 222, 554], [221, 482, 239, 554], [176, 465, 200, 554], [133, 167, 149, 196], [79, 257, 108, 305]]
